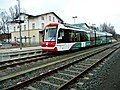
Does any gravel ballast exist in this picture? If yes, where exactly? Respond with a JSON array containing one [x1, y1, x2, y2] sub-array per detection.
[[96, 48, 120, 90], [68, 49, 120, 90], [80, 48, 120, 90]]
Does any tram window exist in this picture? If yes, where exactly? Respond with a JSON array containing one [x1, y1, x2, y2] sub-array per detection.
[[58, 29, 64, 43], [101, 36, 106, 40], [74, 31, 81, 42], [96, 34, 101, 40], [58, 29, 73, 43], [87, 34, 90, 41], [80, 32, 89, 41], [58, 29, 92, 43], [90, 33, 95, 41], [69, 30, 75, 42], [58, 28, 69, 43], [64, 29, 69, 42], [58, 29, 64, 39], [69, 32, 73, 42], [44, 28, 57, 41]]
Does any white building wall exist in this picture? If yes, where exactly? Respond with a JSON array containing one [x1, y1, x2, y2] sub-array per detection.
[[38, 14, 61, 30], [12, 30, 41, 45], [29, 17, 39, 30]]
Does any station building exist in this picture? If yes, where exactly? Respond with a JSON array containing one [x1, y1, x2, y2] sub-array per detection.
[[9, 12, 63, 46]]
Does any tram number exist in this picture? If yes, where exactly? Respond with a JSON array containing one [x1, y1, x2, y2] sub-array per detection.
[[82, 42, 86, 47]]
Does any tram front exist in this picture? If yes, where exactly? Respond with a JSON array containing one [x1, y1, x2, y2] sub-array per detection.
[[42, 23, 58, 52]]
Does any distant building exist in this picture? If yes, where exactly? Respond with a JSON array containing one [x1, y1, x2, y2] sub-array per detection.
[[73, 23, 90, 28], [9, 12, 63, 46]]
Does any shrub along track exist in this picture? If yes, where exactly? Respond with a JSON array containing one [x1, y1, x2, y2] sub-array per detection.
[[0, 42, 119, 90]]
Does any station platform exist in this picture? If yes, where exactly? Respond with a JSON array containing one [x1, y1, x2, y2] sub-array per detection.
[[0, 46, 41, 53], [0, 46, 42, 62]]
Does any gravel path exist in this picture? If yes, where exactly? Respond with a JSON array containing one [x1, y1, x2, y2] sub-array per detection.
[[80, 48, 120, 90]]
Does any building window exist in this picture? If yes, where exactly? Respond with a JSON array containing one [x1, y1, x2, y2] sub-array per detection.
[[17, 25, 22, 30], [17, 26, 19, 29], [14, 27, 16, 32], [41, 16, 44, 20], [53, 17, 55, 22], [33, 35, 36, 45], [24, 16, 26, 21], [24, 25, 26, 30], [49, 16, 51, 21], [41, 23, 44, 29], [32, 23, 35, 29], [14, 37, 16, 41]]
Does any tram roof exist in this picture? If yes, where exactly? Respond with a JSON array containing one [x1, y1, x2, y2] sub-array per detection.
[[63, 23, 90, 31]]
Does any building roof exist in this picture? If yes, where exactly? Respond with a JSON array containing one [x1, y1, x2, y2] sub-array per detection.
[[9, 12, 64, 23], [20, 13, 34, 17], [36, 12, 64, 23], [73, 23, 89, 28], [64, 23, 90, 31]]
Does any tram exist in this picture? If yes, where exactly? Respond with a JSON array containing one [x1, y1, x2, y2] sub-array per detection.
[[42, 23, 112, 52]]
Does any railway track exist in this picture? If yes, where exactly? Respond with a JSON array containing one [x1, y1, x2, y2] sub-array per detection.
[[1, 42, 117, 70], [0, 48, 93, 77], [0, 43, 113, 74], [0, 51, 69, 70], [1, 42, 119, 90], [0, 52, 50, 69]]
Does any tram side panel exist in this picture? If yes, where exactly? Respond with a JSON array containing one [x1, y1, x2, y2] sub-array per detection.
[[56, 28, 95, 51]]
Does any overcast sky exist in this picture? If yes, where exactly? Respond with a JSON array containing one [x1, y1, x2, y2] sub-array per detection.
[[1, 0, 120, 34]]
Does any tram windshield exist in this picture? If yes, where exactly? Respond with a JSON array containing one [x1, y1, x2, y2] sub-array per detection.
[[44, 26, 57, 41]]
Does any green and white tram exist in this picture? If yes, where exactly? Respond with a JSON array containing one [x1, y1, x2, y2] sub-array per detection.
[[42, 23, 112, 51]]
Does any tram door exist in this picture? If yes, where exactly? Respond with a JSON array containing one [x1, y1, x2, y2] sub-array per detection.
[[57, 29, 70, 50]]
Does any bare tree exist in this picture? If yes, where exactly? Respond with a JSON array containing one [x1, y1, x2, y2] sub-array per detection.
[[0, 5, 26, 42], [100, 23, 115, 34], [0, 9, 11, 42], [0, 5, 26, 33], [0, 10, 10, 34], [0, 21, 3, 34], [9, 5, 19, 21], [9, 5, 26, 21]]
